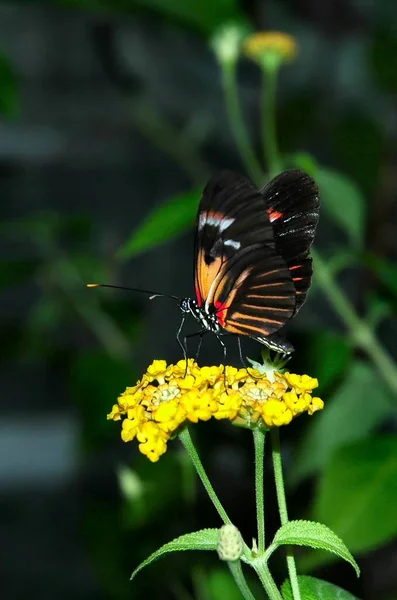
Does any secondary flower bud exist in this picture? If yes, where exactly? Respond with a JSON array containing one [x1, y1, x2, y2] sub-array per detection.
[[244, 31, 298, 71]]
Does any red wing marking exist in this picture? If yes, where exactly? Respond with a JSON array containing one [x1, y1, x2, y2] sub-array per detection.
[[267, 207, 284, 222], [195, 284, 203, 307], [214, 300, 230, 327], [292, 277, 304, 282], [289, 264, 302, 271]]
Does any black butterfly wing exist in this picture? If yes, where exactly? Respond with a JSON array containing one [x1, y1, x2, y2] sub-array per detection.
[[194, 171, 296, 338], [261, 169, 320, 313]]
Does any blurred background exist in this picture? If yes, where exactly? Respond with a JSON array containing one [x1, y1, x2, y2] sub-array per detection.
[[1, 1, 397, 599]]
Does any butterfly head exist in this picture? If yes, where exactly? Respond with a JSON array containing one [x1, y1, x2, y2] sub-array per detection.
[[179, 297, 195, 314]]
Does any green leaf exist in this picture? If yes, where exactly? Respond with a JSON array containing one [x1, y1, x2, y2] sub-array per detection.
[[282, 575, 360, 600], [71, 350, 136, 448], [131, 528, 219, 580], [206, 568, 246, 600], [288, 152, 319, 177], [60, 0, 244, 34], [312, 436, 397, 555], [292, 361, 393, 484], [0, 50, 18, 117], [118, 453, 184, 528], [131, 0, 243, 34], [366, 254, 397, 300], [370, 27, 397, 94], [303, 331, 352, 392], [0, 260, 40, 289], [270, 520, 359, 577], [316, 168, 365, 249], [117, 188, 200, 258]]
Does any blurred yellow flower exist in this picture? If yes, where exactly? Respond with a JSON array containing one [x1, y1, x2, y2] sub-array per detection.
[[244, 32, 298, 69], [108, 358, 323, 462]]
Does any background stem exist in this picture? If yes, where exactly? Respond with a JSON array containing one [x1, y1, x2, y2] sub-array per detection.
[[262, 67, 282, 177], [222, 62, 264, 186], [253, 429, 266, 554], [271, 429, 301, 600], [312, 249, 397, 395]]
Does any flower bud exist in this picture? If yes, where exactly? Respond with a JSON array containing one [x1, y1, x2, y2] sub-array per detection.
[[217, 524, 243, 561]]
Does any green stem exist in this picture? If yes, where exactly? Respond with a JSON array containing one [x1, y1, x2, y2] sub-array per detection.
[[313, 249, 397, 395], [262, 67, 282, 177], [178, 427, 231, 524], [271, 429, 301, 600], [228, 561, 258, 600], [222, 62, 264, 186], [45, 253, 130, 360], [130, 96, 209, 186], [252, 560, 284, 600], [253, 429, 266, 554]]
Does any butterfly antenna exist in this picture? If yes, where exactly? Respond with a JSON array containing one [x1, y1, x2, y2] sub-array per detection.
[[86, 283, 180, 301]]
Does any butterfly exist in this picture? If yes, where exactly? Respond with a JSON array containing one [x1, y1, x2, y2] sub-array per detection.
[[88, 169, 319, 360], [177, 169, 320, 357]]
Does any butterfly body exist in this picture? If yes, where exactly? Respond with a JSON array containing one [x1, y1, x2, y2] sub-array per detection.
[[180, 297, 222, 335], [184, 169, 320, 355]]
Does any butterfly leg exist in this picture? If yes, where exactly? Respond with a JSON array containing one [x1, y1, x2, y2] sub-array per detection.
[[176, 315, 187, 368], [215, 335, 228, 388], [194, 331, 206, 361], [237, 336, 262, 380], [183, 329, 206, 361], [180, 329, 206, 377]]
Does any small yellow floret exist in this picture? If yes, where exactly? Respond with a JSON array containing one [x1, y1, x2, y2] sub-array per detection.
[[137, 422, 168, 462], [284, 373, 318, 394], [182, 390, 218, 423], [262, 399, 293, 427]]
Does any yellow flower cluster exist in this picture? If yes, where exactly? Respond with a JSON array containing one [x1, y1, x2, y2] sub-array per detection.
[[108, 359, 323, 462]]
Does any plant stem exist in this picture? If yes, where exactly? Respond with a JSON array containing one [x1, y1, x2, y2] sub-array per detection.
[[262, 67, 282, 177], [252, 559, 284, 600], [178, 427, 231, 524], [228, 561, 258, 600], [312, 249, 397, 395], [253, 429, 266, 554], [222, 62, 264, 186], [271, 429, 301, 600]]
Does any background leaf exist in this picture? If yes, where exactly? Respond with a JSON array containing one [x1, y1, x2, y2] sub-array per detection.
[[0, 49, 18, 117], [292, 361, 393, 484], [0, 260, 40, 289], [302, 331, 352, 392], [316, 168, 365, 249], [205, 568, 247, 600], [117, 188, 200, 258], [309, 436, 397, 564], [282, 575, 360, 600]]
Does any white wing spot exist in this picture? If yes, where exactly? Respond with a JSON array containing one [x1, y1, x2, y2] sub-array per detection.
[[224, 239, 241, 249], [198, 212, 235, 232]]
